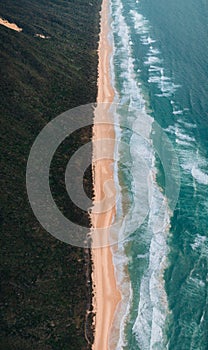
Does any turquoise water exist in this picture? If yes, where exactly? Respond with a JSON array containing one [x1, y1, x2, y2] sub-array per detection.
[[110, 0, 208, 348]]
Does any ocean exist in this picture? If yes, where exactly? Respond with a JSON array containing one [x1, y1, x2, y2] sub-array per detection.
[[109, 0, 208, 349]]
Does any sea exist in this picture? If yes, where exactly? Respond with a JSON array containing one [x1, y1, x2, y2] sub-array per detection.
[[108, 0, 208, 349]]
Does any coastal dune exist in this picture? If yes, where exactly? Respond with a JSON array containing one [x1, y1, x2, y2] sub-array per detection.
[[91, 0, 121, 349]]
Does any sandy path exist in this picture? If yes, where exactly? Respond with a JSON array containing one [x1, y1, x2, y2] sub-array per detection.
[[91, 0, 121, 349]]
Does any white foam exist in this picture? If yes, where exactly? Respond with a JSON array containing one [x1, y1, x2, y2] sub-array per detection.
[[178, 145, 208, 186], [149, 65, 162, 72], [173, 110, 183, 115], [110, 2, 172, 348], [165, 124, 196, 149], [191, 166, 208, 185], [158, 81, 178, 97], [137, 253, 148, 259], [178, 120, 197, 129], [130, 9, 149, 35], [189, 276, 205, 288], [175, 127, 195, 142], [141, 35, 156, 45], [110, 2, 149, 347], [145, 56, 162, 65], [109, 243, 133, 350], [148, 76, 162, 84], [133, 184, 170, 349], [130, 6, 181, 102], [164, 125, 176, 134], [149, 47, 160, 55], [175, 139, 191, 147], [112, 0, 146, 112], [191, 234, 206, 250], [147, 65, 180, 97], [130, 4, 180, 102]]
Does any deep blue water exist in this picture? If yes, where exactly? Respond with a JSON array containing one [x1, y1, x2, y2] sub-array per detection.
[[110, 0, 208, 348]]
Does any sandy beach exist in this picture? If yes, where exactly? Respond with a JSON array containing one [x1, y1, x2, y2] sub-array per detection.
[[0, 18, 22, 32], [91, 0, 121, 349]]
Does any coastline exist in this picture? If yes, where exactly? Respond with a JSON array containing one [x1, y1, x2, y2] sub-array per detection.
[[91, 0, 121, 349]]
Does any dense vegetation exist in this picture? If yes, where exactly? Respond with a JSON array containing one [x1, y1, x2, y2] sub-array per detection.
[[0, 0, 102, 348]]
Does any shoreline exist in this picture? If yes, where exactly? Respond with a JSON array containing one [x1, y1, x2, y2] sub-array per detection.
[[91, 0, 121, 349]]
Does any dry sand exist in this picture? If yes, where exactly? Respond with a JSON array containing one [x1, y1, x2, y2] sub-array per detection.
[[91, 0, 121, 349], [0, 18, 22, 32]]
